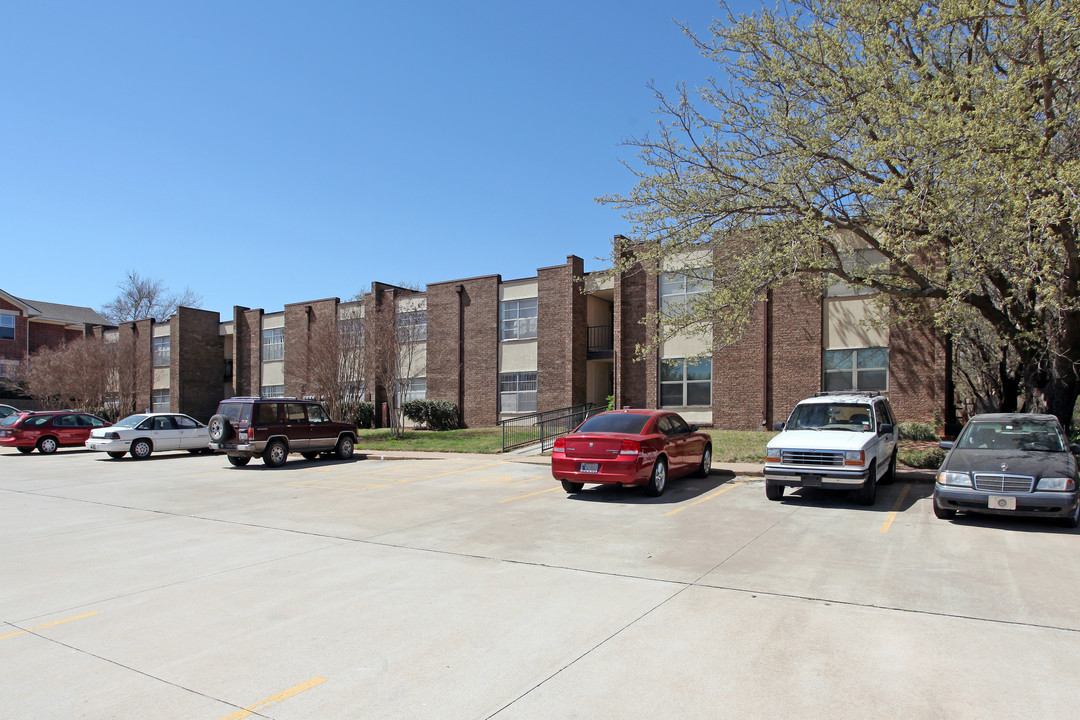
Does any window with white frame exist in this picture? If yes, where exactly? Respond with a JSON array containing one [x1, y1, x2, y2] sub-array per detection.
[[152, 336, 170, 367], [262, 328, 284, 361], [339, 317, 364, 348], [400, 377, 426, 402], [151, 389, 169, 412], [500, 298, 538, 341], [660, 357, 712, 407], [823, 347, 888, 391], [659, 269, 711, 313], [261, 384, 285, 398], [395, 311, 427, 342], [500, 372, 537, 413], [0, 314, 14, 340]]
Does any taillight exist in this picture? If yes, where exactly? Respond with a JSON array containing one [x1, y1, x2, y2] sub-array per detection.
[[620, 440, 641, 456], [553, 437, 566, 452], [104, 432, 120, 440]]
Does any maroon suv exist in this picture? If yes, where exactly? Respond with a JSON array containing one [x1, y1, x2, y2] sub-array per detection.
[[208, 397, 357, 468]]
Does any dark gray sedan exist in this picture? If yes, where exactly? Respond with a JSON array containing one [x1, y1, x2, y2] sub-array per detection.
[[934, 413, 1079, 528]]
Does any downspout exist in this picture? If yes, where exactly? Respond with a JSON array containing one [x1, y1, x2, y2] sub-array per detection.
[[455, 284, 465, 427], [762, 289, 771, 428]]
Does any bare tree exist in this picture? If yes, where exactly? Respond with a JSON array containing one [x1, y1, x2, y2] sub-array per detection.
[[23, 336, 119, 414], [98, 270, 202, 324], [365, 288, 426, 437], [286, 301, 368, 422]]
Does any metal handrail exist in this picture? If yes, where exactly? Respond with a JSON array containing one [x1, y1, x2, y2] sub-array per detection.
[[498, 402, 598, 453], [587, 325, 613, 351]]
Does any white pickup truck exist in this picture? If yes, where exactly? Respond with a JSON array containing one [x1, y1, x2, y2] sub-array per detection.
[[764, 392, 898, 506]]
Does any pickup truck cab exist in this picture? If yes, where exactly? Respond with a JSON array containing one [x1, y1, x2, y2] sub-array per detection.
[[764, 392, 898, 505]]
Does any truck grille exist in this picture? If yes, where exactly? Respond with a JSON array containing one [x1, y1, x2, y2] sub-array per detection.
[[781, 450, 845, 467], [973, 473, 1034, 493]]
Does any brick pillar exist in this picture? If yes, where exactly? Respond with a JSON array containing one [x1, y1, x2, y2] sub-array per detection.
[[537, 255, 587, 412], [172, 307, 224, 423]]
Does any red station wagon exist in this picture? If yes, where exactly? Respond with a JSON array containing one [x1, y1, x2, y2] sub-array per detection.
[[0, 411, 111, 454], [551, 409, 713, 496]]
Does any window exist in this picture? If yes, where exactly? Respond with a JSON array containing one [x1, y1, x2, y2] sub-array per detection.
[[0, 314, 14, 340], [175, 415, 198, 429], [307, 404, 330, 423], [339, 317, 364, 348], [500, 298, 538, 341], [400, 377, 426, 402], [660, 358, 712, 407], [262, 328, 284, 362], [261, 385, 285, 398], [500, 372, 537, 413], [824, 348, 888, 391], [395, 311, 427, 342], [660, 270, 711, 313], [223, 359, 233, 382], [151, 389, 169, 412], [152, 336, 170, 367]]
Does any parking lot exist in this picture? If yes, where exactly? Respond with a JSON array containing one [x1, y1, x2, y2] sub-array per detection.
[[2, 447, 1079, 719]]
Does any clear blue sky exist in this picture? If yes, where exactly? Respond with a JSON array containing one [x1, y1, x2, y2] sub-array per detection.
[[2, 1, 757, 318]]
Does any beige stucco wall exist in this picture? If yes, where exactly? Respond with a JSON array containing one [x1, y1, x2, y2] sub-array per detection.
[[823, 296, 888, 349], [152, 323, 170, 338], [262, 361, 284, 386], [499, 341, 537, 373], [153, 368, 170, 389], [262, 313, 285, 330], [499, 279, 538, 302]]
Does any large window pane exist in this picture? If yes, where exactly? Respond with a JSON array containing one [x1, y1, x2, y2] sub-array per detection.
[[262, 328, 284, 362], [500, 299, 538, 341], [660, 357, 712, 407]]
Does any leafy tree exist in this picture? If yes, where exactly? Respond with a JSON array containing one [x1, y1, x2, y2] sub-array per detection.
[[603, 0, 1079, 425], [99, 270, 202, 324]]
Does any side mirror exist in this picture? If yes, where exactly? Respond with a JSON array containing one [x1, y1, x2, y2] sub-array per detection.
[[773, 421, 785, 431], [878, 423, 894, 436], [689, 424, 699, 432], [1071, 445, 1080, 455], [939, 441, 955, 450]]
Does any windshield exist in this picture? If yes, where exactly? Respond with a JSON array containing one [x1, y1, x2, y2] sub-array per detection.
[[787, 403, 873, 432], [575, 413, 650, 435], [958, 421, 1067, 452], [0, 415, 20, 427], [114, 415, 149, 429]]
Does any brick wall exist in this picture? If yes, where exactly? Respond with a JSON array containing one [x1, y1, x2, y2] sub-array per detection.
[[172, 307, 224, 422], [768, 281, 824, 427], [233, 308, 263, 396], [0, 297, 24, 363], [888, 321, 946, 424], [613, 250, 652, 409], [537, 256, 586, 411], [284, 297, 340, 398], [713, 301, 766, 429]]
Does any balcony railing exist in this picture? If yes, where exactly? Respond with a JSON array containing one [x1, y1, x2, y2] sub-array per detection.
[[587, 325, 613, 352]]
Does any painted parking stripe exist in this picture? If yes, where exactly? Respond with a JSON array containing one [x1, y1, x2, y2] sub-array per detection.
[[0, 611, 99, 641], [879, 483, 912, 533], [219, 677, 327, 720], [501, 486, 561, 503], [664, 478, 753, 517]]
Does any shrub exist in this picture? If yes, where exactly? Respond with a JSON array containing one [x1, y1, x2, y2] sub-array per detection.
[[352, 402, 375, 429], [899, 446, 946, 469], [897, 421, 938, 441], [401, 400, 460, 431]]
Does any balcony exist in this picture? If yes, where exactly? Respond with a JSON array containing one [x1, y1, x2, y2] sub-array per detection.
[[587, 325, 613, 358]]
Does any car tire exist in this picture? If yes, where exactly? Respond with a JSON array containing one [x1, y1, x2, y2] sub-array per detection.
[[227, 455, 251, 467], [335, 435, 355, 460], [561, 480, 584, 493], [16, 446, 33, 454], [880, 451, 897, 485], [130, 439, 153, 460], [37, 436, 59, 454], [1058, 502, 1079, 529], [645, 457, 667, 497], [301, 452, 319, 461], [696, 444, 712, 478], [765, 480, 784, 501], [933, 497, 957, 520], [107, 451, 126, 459], [263, 440, 288, 468], [856, 462, 877, 506], [208, 414, 231, 443]]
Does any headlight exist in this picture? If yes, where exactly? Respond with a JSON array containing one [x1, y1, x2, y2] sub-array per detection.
[[765, 447, 781, 463], [938, 471, 972, 487], [1036, 477, 1077, 491], [844, 450, 865, 465]]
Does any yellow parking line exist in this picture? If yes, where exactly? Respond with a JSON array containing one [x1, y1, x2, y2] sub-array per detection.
[[0, 611, 99, 641], [219, 677, 327, 720], [502, 486, 561, 503], [664, 479, 753, 516], [879, 483, 911, 533]]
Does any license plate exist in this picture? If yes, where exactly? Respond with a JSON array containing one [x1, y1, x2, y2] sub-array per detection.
[[989, 495, 1017, 510], [801, 475, 822, 486], [579, 463, 599, 474]]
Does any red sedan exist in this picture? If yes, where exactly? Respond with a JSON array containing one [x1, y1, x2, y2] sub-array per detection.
[[0, 410, 111, 454], [551, 409, 712, 496]]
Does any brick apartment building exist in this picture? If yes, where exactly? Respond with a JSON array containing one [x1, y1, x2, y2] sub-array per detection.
[[5, 239, 947, 428]]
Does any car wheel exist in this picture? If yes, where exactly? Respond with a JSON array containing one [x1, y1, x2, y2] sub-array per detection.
[[933, 496, 957, 520], [335, 435, 355, 460], [880, 451, 897, 485], [696, 444, 712, 478], [16, 446, 33, 454], [301, 452, 319, 461], [856, 462, 877, 506], [645, 457, 667, 497], [263, 440, 288, 468], [37, 436, 59, 454], [130, 439, 153, 460], [1058, 501, 1079, 529], [227, 454, 251, 467], [208, 414, 231, 443], [561, 480, 584, 493], [107, 451, 126, 459], [765, 480, 784, 501]]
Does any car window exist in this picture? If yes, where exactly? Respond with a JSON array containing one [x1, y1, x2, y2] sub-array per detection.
[[54, 415, 76, 427], [0, 416, 20, 427], [285, 404, 306, 422], [82, 415, 107, 428], [307, 404, 330, 423], [256, 403, 279, 423], [218, 403, 252, 423], [26, 415, 52, 427], [153, 416, 176, 430], [575, 413, 650, 435], [115, 415, 148, 428], [788, 403, 872, 431], [175, 415, 198, 429], [959, 421, 1066, 452], [137, 418, 155, 430], [667, 415, 690, 435]]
